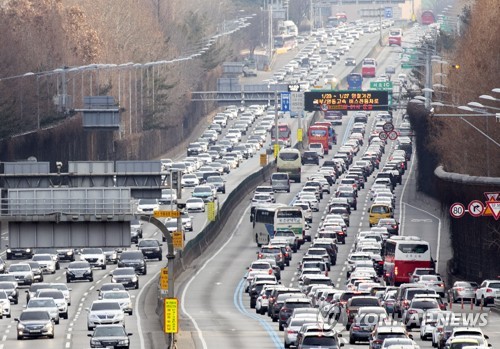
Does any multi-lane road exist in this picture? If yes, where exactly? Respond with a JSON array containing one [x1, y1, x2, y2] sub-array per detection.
[[1, 24, 498, 349]]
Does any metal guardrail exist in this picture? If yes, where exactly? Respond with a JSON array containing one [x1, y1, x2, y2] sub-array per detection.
[[0, 198, 134, 216]]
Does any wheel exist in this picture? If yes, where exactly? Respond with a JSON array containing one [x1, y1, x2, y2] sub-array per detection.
[[7, 313, 11, 318], [55, 319, 60, 325], [349, 337, 355, 344], [135, 283, 139, 290], [475, 298, 480, 306], [284, 342, 290, 348], [279, 322, 284, 331], [56, 262, 60, 270], [101, 264, 106, 270], [66, 278, 71, 283], [159, 255, 163, 261], [88, 325, 93, 331], [49, 333, 54, 339], [64, 312, 68, 319], [89, 277, 94, 282], [14, 298, 18, 305], [17, 335, 22, 340], [52, 270, 56, 274]]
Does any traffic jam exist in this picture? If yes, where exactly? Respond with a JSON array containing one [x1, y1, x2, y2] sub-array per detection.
[[242, 107, 496, 349]]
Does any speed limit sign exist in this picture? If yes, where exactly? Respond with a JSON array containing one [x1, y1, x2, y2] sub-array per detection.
[[449, 202, 465, 218]]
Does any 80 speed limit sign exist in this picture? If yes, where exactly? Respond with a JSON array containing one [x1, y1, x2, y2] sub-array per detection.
[[449, 202, 465, 218]]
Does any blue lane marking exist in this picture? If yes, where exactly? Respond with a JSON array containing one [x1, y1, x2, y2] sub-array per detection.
[[233, 278, 283, 349]]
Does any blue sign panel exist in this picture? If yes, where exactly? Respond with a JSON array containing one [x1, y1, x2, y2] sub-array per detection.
[[384, 7, 393, 19], [280, 92, 290, 112]]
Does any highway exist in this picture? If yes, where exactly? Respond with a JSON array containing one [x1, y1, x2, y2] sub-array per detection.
[[0, 24, 498, 349]]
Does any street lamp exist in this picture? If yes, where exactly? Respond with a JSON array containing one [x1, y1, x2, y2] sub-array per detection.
[[468, 102, 500, 111], [479, 95, 499, 102], [492, 88, 500, 93]]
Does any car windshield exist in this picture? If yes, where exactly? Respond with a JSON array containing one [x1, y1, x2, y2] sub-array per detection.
[[138, 199, 157, 205], [81, 248, 103, 254], [302, 336, 337, 346], [120, 252, 143, 260], [102, 292, 129, 300], [20, 311, 50, 321], [139, 240, 159, 247], [38, 291, 63, 299], [9, 264, 30, 272], [32, 255, 52, 261], [94, 326, 126, 337], [113, 269, 135, 276], [69, 262, 89, 269], [29, 299, 56, 307], [101, 284, 125, 292], [91, 302, 121, 311], [194, 187, 211, 194], [0, 282, 15, 289]]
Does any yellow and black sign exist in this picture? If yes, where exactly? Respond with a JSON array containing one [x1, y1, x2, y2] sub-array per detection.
[[172, 231, 184, 249], [164, 298, 178, 333], [160, 267, 168, 290], [297, 128, 303, 142], [154, 210, 180, 218], [207, 201, 217, 221], [304, 90, 389, 112], [273, 144, 280, 158], [260, 153, 268, 167]]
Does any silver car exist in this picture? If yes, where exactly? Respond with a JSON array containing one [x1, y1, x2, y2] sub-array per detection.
[[26, 297, 60, 324], [86, 300, 125, 330], [448, 281, 478, 303], [284, 317, 316, 348]]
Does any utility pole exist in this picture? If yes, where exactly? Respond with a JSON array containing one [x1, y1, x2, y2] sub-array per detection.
[[424, 47, 432, 109], [379, 7, 383, 46], [274, 90, 279, 161]]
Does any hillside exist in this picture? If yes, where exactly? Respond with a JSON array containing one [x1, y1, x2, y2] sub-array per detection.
[[427, 0, 500, 176]]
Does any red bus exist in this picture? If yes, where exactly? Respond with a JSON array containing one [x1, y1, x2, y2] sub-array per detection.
[[271, 123, 292, 147], [361, 58, 377, 78], [388, 28, 403, 46], [383, 236, 433, 286], [421, 10, 436, 25], [314, 121, 337, 147], [308, 125, 329, 154]]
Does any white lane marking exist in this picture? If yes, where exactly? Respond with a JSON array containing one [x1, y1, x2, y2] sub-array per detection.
[[1, 336, 5, 342], [83, 292, 88, 297], [181, 205, 250, 349], [89, 285, 95, 291], [55, 276, 61, 281], [404, 201, 442, 272], [398, 145, 416, 236], [66, 342, 71, 348], [67, 334, 71, 340]]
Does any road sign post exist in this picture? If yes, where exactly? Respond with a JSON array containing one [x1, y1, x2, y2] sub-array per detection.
[[259, 153, 268, 167], [370, 81, 393, 90], [450, 202, 466, 218], [207, 201, 216, 221], [468, 200, 485, 217], [172, 231, 184, 249], [290, 92, 304, 112]]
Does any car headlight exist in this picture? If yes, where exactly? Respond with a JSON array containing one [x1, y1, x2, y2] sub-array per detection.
[[131, 276, 138, 282], [115, 313, 124, 321], [90, 339, 99, 344], [6, 249, 11, 253], [26, 249, 31, 253], [118, 340, 129, 345], [66, 251, 73, 256], [112, 278, 118, 283], [18, 323, 25, 330]]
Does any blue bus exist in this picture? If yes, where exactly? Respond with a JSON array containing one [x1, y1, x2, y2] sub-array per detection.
[[347, 73, 363, 90]]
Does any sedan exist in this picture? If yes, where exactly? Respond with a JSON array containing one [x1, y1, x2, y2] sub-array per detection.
[[88, 324, 132, 349], [16, 309, 55, 340], [377, 218, 399, 235], [110, 268, 139, 290], [0, 290, 11, 317], [26, 297, 60, 324], [66, 261, 93, 283], [181, 173, 200, 187], [101, 290, 133, 315], [32, 254, 58, 274], [448, 281, 478, 303], [186, 198, 205, 212]]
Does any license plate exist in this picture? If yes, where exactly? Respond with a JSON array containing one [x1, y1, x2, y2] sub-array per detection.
[[15, 253, 22, 256], [30, 330, 41, 333], [145, 251, 152, 254]]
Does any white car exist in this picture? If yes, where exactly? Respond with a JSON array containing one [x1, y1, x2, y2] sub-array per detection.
[[32, 254, 57, 274], [101, 290, 133, 315], [181, 174, 200, 187], [185, 198, 205, 212], [296, 194, 319, 211], [26, 297, 60, 324], [474, 279, 500, 306], [0, 290, 11, 317], [7, 263, 34, 286], [50, 283, 72, 306], [79, 248, 106, 270], [36, 289, 69, 319], [86, 300, 125, 331], [417, 274, 446, 296], [136, 198, 158, 214]]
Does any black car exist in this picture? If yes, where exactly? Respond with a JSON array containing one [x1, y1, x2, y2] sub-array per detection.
[[118, 251, 147, 275], [56, 249, 76, 262], [6, 247, 33, 260], [88, 324, 132, 349], [16, 310, 54, 340], [302, 151, 320, 165], [66, 261, 93, 283], [137, 239, 163, 261], [110, 267, 139, 290], [130, 229, 140, 244], [102, 248, 120, 264]]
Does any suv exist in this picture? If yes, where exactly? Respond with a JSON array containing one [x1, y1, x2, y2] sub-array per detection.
[[80, 248, 106, 270], [271, 172, 291, 193], [137, 239, 163, 261], [475, 279, 500, 306], [118, 251, 147, 275], [302, 151, 320, 165], [206, 176, 226, 194], [345, 296, 380, 329], [278, 298, 313, 331], [369, 325, 411, 349]]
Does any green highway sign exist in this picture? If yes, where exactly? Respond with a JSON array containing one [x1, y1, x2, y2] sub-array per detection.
[[401, 63, 415, 69], [370, 81, 393, 90]]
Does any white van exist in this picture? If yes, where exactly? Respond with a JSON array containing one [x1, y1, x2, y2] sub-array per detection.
[[277, 148, 302, 183]]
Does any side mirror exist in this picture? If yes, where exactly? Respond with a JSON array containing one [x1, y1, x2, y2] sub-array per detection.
[[87, 334, 92, 337], [408, 334, 413, 340], [128, 333, 133, 336]]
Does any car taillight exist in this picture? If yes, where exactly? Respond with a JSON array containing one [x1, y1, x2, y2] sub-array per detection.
[[456, 287, 464, 291], [262, 295, 267, 299], [258, 253, 263, 258], [268, 269, 272, 275], [439, 283, 445, 287], [287, 330, 296, 334], [486, 288, 493, 292], [392, 225, 397, 228], [374, 339, 383, 344], [395, 267, 398, 276], [403, 300, 409, 306], [409, 309, 418, 314], [378, 261, 384, 265], [248, 268, 253, 272], [437, 326, 443, 332]]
